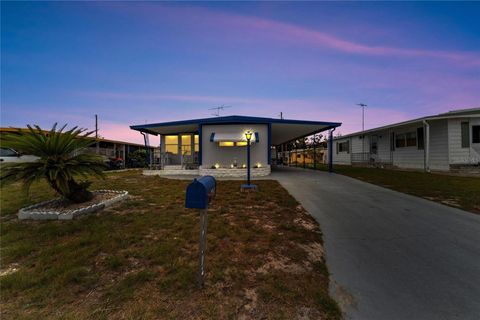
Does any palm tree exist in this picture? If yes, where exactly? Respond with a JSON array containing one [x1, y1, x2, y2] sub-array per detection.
[[1, 124, 107, 203]]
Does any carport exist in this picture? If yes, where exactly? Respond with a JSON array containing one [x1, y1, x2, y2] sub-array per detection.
[[130, 115, 341, 175]]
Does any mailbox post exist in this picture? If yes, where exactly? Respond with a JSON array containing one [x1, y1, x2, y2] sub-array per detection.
[[185, 176, 216, 288]]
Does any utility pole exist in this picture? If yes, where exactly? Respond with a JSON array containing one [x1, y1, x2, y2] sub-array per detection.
[[280, 112, 283, 120], [357, 103, 367, 157], [95, 114, 99, 154]]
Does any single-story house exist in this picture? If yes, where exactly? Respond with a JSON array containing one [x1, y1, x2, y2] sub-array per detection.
[[130, 115, 341, 177], [330, 108, 480, 172], [0, 127, 156, 168]]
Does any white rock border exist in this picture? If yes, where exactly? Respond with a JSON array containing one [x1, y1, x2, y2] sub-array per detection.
[[18, 190, 129, 221]]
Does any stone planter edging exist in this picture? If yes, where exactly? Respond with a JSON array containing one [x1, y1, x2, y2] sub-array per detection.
[[18, 190, 129, 221]]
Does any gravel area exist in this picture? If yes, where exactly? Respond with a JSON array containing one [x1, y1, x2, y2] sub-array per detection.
[[18, 190, 129, 220]]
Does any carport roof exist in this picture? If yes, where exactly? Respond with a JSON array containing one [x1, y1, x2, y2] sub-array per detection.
[[130, 115, 341, 145]]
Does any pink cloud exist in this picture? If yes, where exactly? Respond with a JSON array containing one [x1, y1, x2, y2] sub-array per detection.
[[101, 3, 480, 66], [78, 90, 426, 134], [98, 121, 153, 145]]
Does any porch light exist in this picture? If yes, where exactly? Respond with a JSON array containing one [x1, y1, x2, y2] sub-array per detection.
[[242, 164, 246, 168], [241, 131, 257, 191], [256, 162, 262, 168], [214, 163, 220, 169]]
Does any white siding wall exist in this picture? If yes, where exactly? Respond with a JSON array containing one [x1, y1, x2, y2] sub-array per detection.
[[201, 124, 269, 168], [448, 117, 480, 165], [391, 124, 425, 170], [351, 135, 367, 154], [375, 130, 392, 163], [332, 137, 351, 164], [428, 119, 449, 170]]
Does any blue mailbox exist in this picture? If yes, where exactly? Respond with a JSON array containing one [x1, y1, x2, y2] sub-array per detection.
[[185, 176, 216, 209]]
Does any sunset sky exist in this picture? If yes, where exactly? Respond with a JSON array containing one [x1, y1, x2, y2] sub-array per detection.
[[2, 2, 479, 144]]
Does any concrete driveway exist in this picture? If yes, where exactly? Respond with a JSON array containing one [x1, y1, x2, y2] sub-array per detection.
[[271, 166, 480, 320]]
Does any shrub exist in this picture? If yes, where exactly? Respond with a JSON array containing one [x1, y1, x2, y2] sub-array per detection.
[[1, 124, 106, 203]]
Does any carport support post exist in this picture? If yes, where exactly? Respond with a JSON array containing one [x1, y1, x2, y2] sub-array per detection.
[[328, 129, 334, 173], [198, 208, 208, 288]]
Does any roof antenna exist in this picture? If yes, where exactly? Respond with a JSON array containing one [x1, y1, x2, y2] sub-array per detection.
[[208, 105, 232, 117]]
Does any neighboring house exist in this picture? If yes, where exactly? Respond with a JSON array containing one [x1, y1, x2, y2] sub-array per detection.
[[275, 146, 328, 166], [130, 115, 340, 177], [0, 127, 156, 168], [330, 108, 480, 172]]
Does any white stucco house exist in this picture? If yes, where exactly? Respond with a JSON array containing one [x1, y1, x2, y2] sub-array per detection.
[[330, 108, 480, 172], [130, 115, 341, 177]]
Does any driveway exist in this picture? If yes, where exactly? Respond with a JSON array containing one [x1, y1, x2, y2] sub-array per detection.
[[271, 166, 480, 320]]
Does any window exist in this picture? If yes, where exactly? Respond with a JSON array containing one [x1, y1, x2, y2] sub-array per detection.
[[165, 135, 178, 154], [417, 127, 424, 150], [0, 148, 18, 157], [338, 141, 349, 153], [194, 135, 199, 152], [406, 132, 417, 147], [181, 135, 192, 155], [396, 131, 416, 148], [395, 133, 406, 148], [370, 136, 378, 154], [219, 141, 234, 147], [461, 122, 470, 148], [473, 125, 480, 144], [236, 141, 248, 147], [297, 154, 301, 159]]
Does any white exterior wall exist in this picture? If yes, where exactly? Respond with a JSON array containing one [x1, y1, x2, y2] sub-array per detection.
[[390, 124, 425, 170], [330, 112, 480, 171], [332, 137, 351, 164], [351, 135, 366, 154], [201, 124, 269, 168], [448, 117, 480, 165], [375, 130, 392, 163], [428, 119, 449, 171]]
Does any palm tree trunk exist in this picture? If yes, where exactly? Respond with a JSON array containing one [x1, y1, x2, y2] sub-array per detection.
[[66, 179, 93, 203]]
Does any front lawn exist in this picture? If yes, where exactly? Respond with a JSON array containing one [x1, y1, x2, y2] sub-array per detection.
[[310, 164, 480, 213], [0, 171, 340, 319]]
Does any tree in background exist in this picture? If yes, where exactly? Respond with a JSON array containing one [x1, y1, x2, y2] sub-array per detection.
[[128, 149, 148, 168]]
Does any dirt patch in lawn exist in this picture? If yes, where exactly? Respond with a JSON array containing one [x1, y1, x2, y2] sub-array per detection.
[[0, 171, 341, 319]]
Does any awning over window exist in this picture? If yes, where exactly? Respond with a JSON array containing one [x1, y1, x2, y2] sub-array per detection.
[[210, 132, 259, 143]]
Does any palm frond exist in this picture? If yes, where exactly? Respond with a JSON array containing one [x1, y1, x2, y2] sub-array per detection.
[[0, 124, 107, 201]]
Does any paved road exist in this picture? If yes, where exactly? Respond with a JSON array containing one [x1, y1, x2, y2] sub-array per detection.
[[271, 166, 480, 320]]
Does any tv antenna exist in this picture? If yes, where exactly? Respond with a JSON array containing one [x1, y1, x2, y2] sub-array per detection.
[[209, 105, 232, 117]]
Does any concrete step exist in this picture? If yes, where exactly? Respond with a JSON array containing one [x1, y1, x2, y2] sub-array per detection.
[[164, 165, 183, 170]]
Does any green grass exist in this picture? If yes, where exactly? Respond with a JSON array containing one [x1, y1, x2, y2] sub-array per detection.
[[302, 163, 480, 213], [0, 171, 341, 319]]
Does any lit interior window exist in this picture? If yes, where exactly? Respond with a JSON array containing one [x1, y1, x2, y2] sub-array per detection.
[[181, 135, 192, 155], [181, 135, 191, 145], [194, 135, 199, 152], [236, 141, 248, 146], [219, 141, 235, 147], [165, 135, 178, 154]]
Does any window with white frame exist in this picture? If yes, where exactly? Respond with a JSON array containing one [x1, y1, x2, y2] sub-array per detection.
[[337, 141, 349, 153], [395, 131, 417, 148]]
